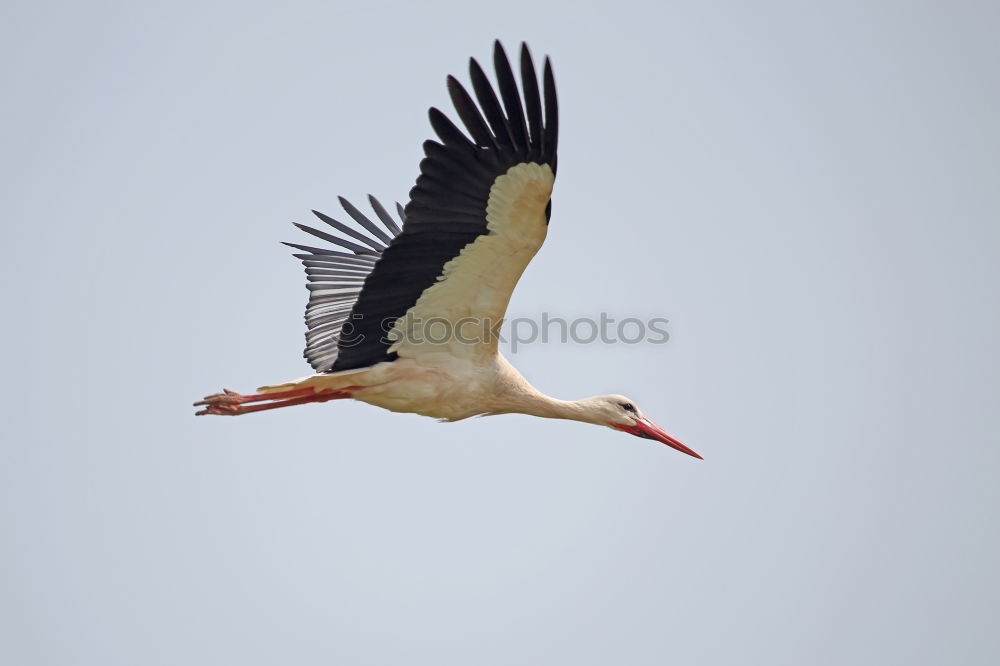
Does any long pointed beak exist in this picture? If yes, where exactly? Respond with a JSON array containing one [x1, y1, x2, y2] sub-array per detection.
[[616, 418, 704, 459]]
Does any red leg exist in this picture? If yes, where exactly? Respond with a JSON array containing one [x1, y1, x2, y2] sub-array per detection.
[[194, 386, 361, 416], [193, 387, 317, 407], [200, 390, 349, 415]]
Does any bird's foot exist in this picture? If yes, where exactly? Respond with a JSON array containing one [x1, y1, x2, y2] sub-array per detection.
[[193, 387, 353, 415]]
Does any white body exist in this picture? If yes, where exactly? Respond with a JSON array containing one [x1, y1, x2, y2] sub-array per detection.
[[259, 352, 590, 423], [258, 163, 598, 423]]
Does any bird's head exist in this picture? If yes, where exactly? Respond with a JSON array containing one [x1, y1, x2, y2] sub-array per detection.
[[582, 395, 703, 459]]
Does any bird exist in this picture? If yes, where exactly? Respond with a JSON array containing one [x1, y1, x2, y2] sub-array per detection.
[[194, 41, 702, 460]]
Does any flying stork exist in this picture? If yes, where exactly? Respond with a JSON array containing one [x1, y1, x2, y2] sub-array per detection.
[[194, 41, 702, 460]]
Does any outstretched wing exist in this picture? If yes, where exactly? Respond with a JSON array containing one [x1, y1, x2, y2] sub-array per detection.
[[285, 196, 404, 372], [328, 41, 558, 371]]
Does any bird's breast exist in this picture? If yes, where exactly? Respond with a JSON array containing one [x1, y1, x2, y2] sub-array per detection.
[[350, 356, 497, 421]]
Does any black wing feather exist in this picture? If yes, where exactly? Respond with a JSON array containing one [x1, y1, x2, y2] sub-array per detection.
[[520, 44, 544, 162], [326, 41, 558, 372], [338, 196, 395, 245], [493, 41, 528, 152], [447, 76, 498, 150], [311, 210, 386, 251], [469, 58, 516, 150], [286, 196, 405, 372], [368, 195, 402, 235], [543, 57, 559, 169], [293, 222, 377, 256]]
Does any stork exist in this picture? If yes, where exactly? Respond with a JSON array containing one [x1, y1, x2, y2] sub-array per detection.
[[194, 41, 702, 460]]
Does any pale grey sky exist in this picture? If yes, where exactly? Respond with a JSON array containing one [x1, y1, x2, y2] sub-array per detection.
[[3, 1, 998, 664]]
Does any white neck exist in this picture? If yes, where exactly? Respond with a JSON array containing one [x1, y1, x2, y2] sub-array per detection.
[[486, 356, 602, 425], [510, 391, 596, 423]]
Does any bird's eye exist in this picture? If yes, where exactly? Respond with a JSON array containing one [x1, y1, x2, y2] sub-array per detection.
[[619, 402, 635, 413]]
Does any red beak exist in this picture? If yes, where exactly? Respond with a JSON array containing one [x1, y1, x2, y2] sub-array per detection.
[[614, 417, 703, 459]]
